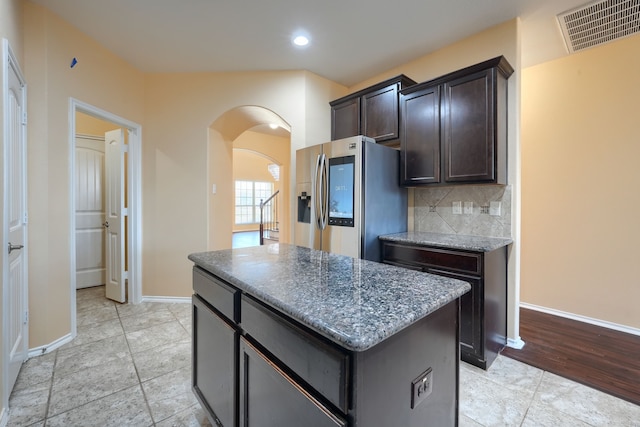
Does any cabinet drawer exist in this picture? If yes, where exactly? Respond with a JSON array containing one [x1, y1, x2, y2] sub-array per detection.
[[382, 243, 481, 275], [240, 338, 347, 427], [193, 267, 240, 323], [241, 295, 350, 413]]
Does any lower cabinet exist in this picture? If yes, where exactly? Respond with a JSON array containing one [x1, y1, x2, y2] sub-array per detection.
[[381, 242, 507, 369], [239, 337, 347, 427], [193, 265, 460, 426], [192, 294, 238, 427]]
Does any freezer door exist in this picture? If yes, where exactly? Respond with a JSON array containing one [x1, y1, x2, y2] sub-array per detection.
[[321, 137, 362, 258], [295, 144, 322, 250]]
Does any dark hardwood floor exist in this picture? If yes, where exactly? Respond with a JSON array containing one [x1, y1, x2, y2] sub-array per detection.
[[502, 307, 640, 406]]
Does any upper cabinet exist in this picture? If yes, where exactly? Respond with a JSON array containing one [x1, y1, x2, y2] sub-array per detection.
[[330, 75, 417, 145], [400, 57, 514, 186]]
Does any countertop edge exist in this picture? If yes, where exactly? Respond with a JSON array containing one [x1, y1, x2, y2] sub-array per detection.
[[379, 232, 513, 252]]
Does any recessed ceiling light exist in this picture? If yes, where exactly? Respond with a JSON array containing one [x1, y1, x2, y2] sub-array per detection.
[[269, 123, 279, 129], [293, 35, 310, 47]]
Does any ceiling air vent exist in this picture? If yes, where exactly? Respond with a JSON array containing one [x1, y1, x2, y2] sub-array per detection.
[[557, 0, 640, 53]]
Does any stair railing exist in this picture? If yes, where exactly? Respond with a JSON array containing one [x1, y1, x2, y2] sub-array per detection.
[[259, 190, 280, 245]]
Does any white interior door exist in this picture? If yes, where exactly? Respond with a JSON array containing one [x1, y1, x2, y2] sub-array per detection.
[[3, 39, 28, 398], [104, 129, 126, 303], [75, 136, 105, 289]]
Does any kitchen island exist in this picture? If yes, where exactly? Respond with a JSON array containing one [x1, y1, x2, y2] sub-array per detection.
[[189, 244, 470, 427]]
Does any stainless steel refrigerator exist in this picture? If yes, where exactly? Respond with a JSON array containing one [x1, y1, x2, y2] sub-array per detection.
[[295, 135, 407, 262]]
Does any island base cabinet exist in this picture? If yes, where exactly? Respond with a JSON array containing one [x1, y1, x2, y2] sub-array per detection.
[[353, 300, 458, 427], [239, 337, 347, 427], [192, 295, 238, 427]]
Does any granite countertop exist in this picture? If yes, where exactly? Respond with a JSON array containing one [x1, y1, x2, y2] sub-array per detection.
[[188, 244, 470, 352], [379, 231, 513, 252]]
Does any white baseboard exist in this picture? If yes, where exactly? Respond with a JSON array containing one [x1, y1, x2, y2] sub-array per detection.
[[520, 302, 640, 337], [141, 296, 191, 304], [507, 337, 526, 349], [0, 406, 8, 427], [27, 333, 74, 359]]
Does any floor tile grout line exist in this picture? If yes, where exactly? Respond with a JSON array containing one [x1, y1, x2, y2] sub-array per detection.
[[118, 297, 158, 426], [42, 349, 59, 425]]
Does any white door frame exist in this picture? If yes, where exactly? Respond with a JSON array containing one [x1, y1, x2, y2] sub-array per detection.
[[69, 99, 142, 335]]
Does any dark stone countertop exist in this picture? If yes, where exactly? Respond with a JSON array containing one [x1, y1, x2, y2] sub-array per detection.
[[188, 244, 470, 352], [379, 231, 512, 252]]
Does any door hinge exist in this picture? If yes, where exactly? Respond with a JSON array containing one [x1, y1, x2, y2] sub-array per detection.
[[24, 310, 29, 325], [23, 211, 28, 224], [22, 111, 27, 125]]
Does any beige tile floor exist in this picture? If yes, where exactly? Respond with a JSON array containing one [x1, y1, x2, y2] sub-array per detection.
[[7, 286, 640, 426]]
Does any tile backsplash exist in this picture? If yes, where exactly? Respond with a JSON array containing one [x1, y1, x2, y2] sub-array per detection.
[[412, 185, 512, 238]]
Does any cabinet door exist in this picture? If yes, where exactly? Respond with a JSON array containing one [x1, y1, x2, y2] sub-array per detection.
[[362, 84, 399, 143], [442, 68, 495, 183], [428, 269, 483, 363], [400, 85, 441, 185], [239, 338, 347, 427], [331, 97, 360, 140], [193, 295, 238, 427]]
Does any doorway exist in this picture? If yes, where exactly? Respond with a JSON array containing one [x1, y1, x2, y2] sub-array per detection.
[[208, 106, 291, 250], [69, 99, 142, 338]]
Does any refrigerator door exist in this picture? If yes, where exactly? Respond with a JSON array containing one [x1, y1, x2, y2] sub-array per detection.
[[294, 143, 322, 250], [321, 136, 363, 258]]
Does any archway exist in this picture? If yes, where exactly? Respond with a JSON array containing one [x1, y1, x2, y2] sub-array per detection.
[[208, 106, 291, 250]]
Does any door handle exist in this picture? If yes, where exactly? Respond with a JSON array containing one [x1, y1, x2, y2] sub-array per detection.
[[315, 154, 324, 230], [8, 243, 24, 254], [103, 221, 109, 228]]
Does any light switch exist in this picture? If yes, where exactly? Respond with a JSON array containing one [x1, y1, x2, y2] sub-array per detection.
[[490, 201, 501, 216], [464, 201, 473, 214], [212, 184, 217, 194], [452, 201, 462, 215]]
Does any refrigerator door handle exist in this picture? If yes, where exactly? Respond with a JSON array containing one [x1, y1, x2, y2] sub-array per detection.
[[315, 154, 323, 230], [316, 153, 328, 230]]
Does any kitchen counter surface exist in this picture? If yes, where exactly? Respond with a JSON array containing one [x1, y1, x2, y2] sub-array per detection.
[[379, 231, 512, 252], [188, 243, 470, 352]]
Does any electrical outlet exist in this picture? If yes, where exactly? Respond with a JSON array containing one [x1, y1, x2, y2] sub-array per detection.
[[490, 201, 502, 216], [411, 368, 433, 409], [452, 201, 462, 215], [463, 201, 473, 214]]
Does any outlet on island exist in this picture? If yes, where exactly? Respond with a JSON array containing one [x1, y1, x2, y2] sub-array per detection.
[[411, 367, 433, 409]]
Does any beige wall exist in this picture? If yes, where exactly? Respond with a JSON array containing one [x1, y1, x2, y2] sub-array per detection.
[[23, 2, 145, 348], [22, 0, 345, 349], [1, 0, 24, 415], [143, 70, 341, 298], [350, 19, 523, 343], [520, 34, 640, 329]]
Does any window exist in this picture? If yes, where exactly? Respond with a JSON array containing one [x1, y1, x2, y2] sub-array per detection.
[[235, 181, 274, 224]]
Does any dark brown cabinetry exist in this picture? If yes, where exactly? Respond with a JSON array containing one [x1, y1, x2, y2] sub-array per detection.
[[331, 75, 416, 144], [381, 242, 507, 369], [193, 265, 460, 426], [400, 56, 513, 186], [192, 269, 240, 427], [239, 338, 346, 427]]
